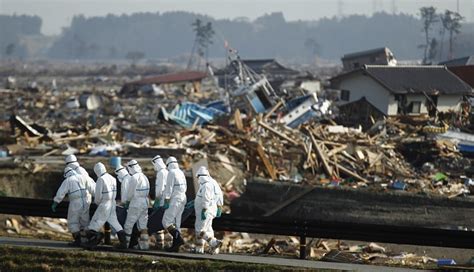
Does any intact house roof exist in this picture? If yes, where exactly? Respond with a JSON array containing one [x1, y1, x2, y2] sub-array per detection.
[[341, 47, 390, 60], [439, 56, 474, 67], [331, 65, 473, 96]]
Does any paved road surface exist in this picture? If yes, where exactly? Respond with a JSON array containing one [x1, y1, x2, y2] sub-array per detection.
[[0, 236, 423, 271]]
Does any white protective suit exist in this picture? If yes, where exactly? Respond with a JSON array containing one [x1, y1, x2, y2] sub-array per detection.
[[124, 160, 150, 234], [87, 162, 123, 232], [65, 155, 96, 196], [54, 166, 95, 233], [194, 168, 218, 243], [162, 157, 187, 230], [152, 155, 168, 206], [115, 166, 131, 204], [211, 177, 224, 209], [193, 166, 223, 254]]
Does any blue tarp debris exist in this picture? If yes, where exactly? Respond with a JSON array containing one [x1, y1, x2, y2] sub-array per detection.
[[164, 101, 227, 128]]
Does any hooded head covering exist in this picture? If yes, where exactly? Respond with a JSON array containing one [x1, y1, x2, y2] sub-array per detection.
[[64, 166, 76, 178], [65, 154, 78, 164], [152, 155, 166, 171], [126, 159, 142, 175], [166, 156, 178, 170], [196, 166, 209, 177], [94, 162, 107, 177], [115, 165, 129, 182]]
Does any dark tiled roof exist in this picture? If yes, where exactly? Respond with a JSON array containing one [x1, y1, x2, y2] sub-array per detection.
[[342, 47, 388, 60], [448, 65, 474, 87], [439, 56, 474, 67], [331, 65, 472, 95]]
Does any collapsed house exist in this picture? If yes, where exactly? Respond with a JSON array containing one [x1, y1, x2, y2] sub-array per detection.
[[214, 58, 300, 94], [341, 47, 397, 72], [439, 55, 474, 67], [120, 71, 208, 97]]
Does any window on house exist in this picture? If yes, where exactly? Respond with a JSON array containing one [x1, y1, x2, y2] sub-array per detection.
[[353, 62, 360, 69], [409, 101, 421, 114], [341, 90, 350, 101]]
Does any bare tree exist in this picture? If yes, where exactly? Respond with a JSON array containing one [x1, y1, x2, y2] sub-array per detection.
[[188, 19, 215, 69], [428, 38, 438, 63], [419, 7, 438, 64], [440, 10, 464, 60]]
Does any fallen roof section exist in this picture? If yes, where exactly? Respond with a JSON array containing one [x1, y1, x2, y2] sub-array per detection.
[[127, 70, 207, 86]]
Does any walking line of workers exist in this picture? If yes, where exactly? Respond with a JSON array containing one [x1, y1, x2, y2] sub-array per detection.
[[52, 154, 223, 254]]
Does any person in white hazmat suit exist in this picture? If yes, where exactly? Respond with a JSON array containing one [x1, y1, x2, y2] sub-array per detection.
[[84, 162, 127, 249], [115, 165, 131, 205], [151, 155, 168, 249], [162, 156, 187, 252], [124, 160, 150, 250], [64, 155, 96, 194], [52, 166, 95, 246], [193, 166, 223, 254]]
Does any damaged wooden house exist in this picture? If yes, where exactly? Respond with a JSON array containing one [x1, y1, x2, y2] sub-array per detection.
[[120, 70, 208, 97], [331, 65, 473, 127]]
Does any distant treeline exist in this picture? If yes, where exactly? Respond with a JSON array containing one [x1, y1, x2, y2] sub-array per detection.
[[0, 15, 42, 59], [2, 12, 474, 62]]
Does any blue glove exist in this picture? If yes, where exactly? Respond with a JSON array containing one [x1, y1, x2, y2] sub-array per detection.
[[153, 199, 161, 211], [51, 202, 58, 213], [163, 199, 170, 210], [216, 206, 222, 218], [124, 201, 130, 209], [185, 200, 194, 209], [201, 209, 207, 220]]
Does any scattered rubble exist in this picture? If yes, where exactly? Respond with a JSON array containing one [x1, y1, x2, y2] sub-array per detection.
[[1, 54, 473, 268]]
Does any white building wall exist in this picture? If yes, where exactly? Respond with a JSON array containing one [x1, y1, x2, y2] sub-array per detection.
[[387, 95, 398, 115], [405, 94, 428, 115], [437, 95, 463, 112], [337, 74, 392, 115]]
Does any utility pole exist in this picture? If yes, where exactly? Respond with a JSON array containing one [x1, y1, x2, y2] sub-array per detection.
[[337, 0, 344, 18], [372, 0, 377, 14], [391, 0, 398, 14], [457, 0, 460, 13]]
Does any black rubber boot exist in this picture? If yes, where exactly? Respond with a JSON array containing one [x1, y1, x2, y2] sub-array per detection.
[[165, 228, 184, 252], [129, 231, 139, 249], [68, 232, 81, 247], [116, 230, 128, 249], [84, 230, 104, 249]]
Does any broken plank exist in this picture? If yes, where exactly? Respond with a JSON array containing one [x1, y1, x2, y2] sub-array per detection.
[[234, 109, 244, 131], [327, 160, 369, 183], [264, 100, 283, 120], [256, 143, 278, 180], [258, 121, 299, 146], [307, 129, 332, 177], [326, 144, 347, 157]]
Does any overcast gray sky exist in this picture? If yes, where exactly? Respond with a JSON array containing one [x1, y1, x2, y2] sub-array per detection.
[[1, 0, 473, 35]]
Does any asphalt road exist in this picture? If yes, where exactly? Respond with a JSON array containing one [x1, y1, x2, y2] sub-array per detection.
[[0, 236, 422, 272]]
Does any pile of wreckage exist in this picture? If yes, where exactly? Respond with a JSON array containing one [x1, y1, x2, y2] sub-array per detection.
[[1, 50, 473, 199], [1, 53, 474, 269]]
